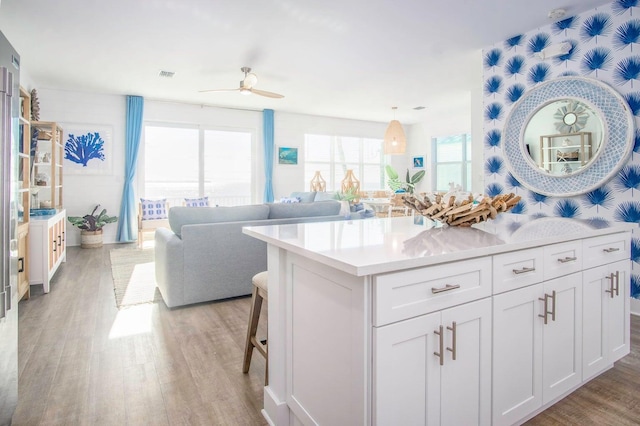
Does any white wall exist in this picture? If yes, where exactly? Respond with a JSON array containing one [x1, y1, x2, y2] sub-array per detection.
[[37, 88, 126, 247], [37, 90, 395, 245]]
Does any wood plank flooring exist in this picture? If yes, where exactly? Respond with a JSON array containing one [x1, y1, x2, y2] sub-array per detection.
[[13, 243, 640, 425], [14, 245, 268, 425]]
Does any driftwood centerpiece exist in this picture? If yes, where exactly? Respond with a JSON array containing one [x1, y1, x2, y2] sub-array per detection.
[[402, 193, 521, 227]]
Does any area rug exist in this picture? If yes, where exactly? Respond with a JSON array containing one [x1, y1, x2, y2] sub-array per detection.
[[109, 248, 162, 308]]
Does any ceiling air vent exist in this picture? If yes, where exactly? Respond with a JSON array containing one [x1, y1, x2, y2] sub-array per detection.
[[158, 70, 175, 78], [413, 106, 426, 110]]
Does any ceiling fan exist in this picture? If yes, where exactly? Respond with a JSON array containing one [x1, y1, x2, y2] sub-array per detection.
[[200, 67, 284, 99]]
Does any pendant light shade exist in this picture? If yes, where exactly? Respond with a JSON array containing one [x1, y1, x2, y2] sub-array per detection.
[[383, 107, 406, 154]]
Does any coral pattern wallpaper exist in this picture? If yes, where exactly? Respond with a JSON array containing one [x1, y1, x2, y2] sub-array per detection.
[[482, 0, 640, 299]]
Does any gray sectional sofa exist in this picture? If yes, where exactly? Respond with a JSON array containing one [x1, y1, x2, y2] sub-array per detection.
[[154, 201, 343, 308]]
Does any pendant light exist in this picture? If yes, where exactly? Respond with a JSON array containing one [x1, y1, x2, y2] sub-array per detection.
[[383, 107, 406, 154]]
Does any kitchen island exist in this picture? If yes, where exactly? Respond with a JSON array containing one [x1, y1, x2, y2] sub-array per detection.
[[243, 215, 635, 425]]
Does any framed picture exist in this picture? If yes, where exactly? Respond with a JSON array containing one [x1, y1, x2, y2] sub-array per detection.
[[62, 123, 113, 175], [413, 156, 424, 169], [278, 147, 298, 165]]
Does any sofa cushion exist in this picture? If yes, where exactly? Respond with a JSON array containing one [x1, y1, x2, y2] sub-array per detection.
[[313, 191, 339, 202], [267, 200, 340, 219], [169, 204, 270, 238], [290, 191, 316, 203]]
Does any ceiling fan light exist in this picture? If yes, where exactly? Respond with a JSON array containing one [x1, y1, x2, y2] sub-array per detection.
[[384, 119, 406, 154], [240, 88, 252, 95]]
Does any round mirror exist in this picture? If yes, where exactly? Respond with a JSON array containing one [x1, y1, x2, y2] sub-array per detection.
[[522, 99, 604, 177], [503, 77, 634, 197]]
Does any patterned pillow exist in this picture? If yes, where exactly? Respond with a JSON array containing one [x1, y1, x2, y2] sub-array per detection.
[[140, 198, 168, 220], [185, 196, 209, 207], [279, 197, 301, 203]]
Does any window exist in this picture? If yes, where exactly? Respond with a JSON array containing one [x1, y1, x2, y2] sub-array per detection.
[[304, 134, 384, 191], [143, 125, 253, 206], [432, 133, 471, 192]]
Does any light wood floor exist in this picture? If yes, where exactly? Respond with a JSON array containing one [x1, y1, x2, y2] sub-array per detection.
[[14, 244, 268, 425], [13, 244, 640, 425]]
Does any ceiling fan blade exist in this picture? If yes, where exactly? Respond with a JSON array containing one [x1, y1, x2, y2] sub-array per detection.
[[198, 88, 240, 93], [250, 88, 284, 99]]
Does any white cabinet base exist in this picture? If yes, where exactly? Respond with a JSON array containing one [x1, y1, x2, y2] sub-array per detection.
[[29, 209, 66, 293]]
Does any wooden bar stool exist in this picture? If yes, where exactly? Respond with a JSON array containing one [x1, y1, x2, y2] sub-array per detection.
[[243, 271, 268, 385]]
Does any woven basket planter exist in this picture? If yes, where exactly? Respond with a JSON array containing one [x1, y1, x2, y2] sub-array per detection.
[[81, 229, 103, 249]]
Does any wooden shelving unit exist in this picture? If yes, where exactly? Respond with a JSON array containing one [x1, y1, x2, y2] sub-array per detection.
[[539, 132, 592, 174], [31, 121, 64, 209]]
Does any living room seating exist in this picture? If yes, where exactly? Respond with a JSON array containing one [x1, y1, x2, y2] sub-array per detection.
[[137, 199, 170, 248], [154, 201, 344, 308]]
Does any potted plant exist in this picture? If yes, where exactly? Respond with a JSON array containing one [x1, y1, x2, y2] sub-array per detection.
[[385, 165, 425, 194], [335, 187, 360, 216], [68, 204, 118, 248]]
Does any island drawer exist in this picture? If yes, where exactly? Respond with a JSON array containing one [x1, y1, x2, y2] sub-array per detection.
[[543, 240, 583, 281], [373, 257, 491, 326], [493, 247, 544, 294], [583, 232, 630, 269]]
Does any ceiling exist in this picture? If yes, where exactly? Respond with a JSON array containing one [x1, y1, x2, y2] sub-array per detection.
[[0, 0, 611, 124]]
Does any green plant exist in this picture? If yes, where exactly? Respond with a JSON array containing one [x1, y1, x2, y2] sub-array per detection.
[[68, 204, 118, 231], [335, 186, 359, 202], [385, 165, 425, 194]]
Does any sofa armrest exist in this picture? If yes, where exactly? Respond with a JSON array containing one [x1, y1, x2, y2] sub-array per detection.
[[155, 227, 185, 308]]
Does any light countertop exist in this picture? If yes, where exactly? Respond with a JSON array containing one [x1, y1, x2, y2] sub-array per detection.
[[243, 214, 636, 276]]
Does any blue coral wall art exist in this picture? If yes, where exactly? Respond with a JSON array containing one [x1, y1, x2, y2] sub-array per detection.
[[63, 124, 113, 175]]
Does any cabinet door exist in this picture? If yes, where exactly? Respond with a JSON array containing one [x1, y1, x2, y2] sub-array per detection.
[[493, 284, 543, 426], [17, 228, 29, 300], [542, 273, 582, 404], [606, 260, 631, 363], [582, 264, 610, 379], [374, 312, 441, 426], [48, 223, 56, 271], [440, 298, 491, 426]]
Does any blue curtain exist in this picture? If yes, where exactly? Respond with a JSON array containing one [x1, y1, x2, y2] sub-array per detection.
[[263, 109, 275, 202], [116, 95, 144, 242]]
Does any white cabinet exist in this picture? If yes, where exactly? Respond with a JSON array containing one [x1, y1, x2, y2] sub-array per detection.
[[374, 298, 491, 426], [493, 272, 582, 426], [29, 209, 66, 293], [582, 260, 630, 380]]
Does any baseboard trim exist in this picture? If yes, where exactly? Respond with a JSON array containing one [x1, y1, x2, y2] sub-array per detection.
[[263, 385, 289, 426], [631, 297, 640, 316]]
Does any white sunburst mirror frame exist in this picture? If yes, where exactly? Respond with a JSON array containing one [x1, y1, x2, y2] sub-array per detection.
[[503, 76, 635, 197]]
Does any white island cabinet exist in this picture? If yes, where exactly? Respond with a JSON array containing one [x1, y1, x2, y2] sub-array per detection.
[[243, 215, 634, 426]]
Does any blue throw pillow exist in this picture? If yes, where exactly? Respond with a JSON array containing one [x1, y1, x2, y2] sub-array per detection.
[[140, 198, 168, 220], [279, 197, 301, 203], [185, 196, 209, 207]]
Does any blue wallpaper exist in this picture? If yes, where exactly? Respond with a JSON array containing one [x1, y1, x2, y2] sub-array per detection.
[[483, 0, 640, 299]]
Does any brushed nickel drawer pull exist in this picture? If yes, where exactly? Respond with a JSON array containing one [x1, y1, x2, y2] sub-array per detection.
[[513, 266, 535, 275], [557, 256, 577, 263], [431, 284, 461, 294], [614, 271, 620, 296], [446, 321, 457, 361], [603, 247, 620, 253], [434, 325, 444, 366], [549, 290, 557, 322]]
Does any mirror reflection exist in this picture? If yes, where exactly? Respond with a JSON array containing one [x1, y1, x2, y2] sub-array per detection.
[[523, 99, 604, 176]]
